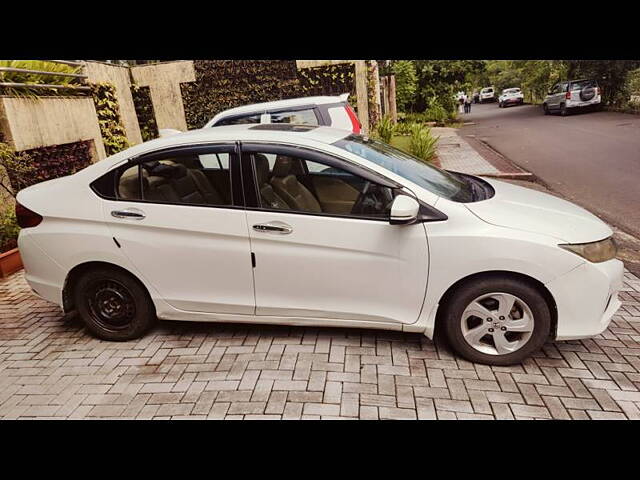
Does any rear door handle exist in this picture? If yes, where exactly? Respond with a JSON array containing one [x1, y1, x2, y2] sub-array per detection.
[[111, 208, 146, 220], [252, 221, 292, 234]]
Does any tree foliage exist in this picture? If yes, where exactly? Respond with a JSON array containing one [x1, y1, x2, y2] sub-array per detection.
[[392, 60, 417, 112]]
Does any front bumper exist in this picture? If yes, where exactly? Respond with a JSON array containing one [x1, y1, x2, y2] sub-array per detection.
[[546, 258, 624, 340]]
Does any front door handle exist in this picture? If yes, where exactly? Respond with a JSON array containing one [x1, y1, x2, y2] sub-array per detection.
[[252, 221, 293, 234], [111, 208, 146, 220]]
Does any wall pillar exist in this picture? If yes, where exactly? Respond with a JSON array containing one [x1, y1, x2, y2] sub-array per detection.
[[130, 61, 196, 132]]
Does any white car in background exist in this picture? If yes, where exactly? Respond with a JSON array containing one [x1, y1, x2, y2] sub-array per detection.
[[16, 124, 622, 365], [204, 93, 362, 133], [479, 87, 496, 103], [498, 88, 525, 108]]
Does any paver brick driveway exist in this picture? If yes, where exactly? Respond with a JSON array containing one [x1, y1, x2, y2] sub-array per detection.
[[2, 270, 640, 420]]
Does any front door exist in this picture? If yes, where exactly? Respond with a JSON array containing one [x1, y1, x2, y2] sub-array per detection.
[[242, 144, 429, 326], [102, 144, 255, 315]]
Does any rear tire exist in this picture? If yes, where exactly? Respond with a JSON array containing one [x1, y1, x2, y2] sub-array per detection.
[[440, 276, 551, 365], [74, 266, 156, 341]]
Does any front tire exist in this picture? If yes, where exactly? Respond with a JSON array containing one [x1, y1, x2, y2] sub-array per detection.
[[74, 266, 156, 341], [440, 276, 551, 365]]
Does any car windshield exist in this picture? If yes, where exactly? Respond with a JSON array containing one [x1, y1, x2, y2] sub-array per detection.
[[332, 135, 474, 202], [503, 88, 520, 94]]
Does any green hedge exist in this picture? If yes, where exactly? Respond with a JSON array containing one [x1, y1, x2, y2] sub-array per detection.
[[13, 140, 93, 191]]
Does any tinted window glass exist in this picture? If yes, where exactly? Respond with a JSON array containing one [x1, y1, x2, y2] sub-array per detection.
[[269, 109, 318, 125], [250, 151, 393, 218], [116, 150, 233, 206], [216, 113, 262, 126], [333, 135, 474, 202], [570, 80, 597, 90]]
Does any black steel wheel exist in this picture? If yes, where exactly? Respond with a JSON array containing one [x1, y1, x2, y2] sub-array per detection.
[[74, 266, 156, 341]]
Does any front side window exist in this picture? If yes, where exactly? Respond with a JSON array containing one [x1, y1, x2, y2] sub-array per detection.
[[333, 135, 475, 202], [115, 149, 234, 206], [248, 150, 393, 219], [269, 109, 319, 126]]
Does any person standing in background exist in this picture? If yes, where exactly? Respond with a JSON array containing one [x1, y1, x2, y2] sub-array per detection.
[[464, 94, 472, 114]]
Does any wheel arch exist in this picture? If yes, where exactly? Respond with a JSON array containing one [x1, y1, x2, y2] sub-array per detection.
[[62, 261, 152, 314], [433, 270, 558, 340]]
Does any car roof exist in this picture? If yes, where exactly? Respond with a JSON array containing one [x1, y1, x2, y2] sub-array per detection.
[[99, 124, 352, 169], [205, 94, 349, 127]]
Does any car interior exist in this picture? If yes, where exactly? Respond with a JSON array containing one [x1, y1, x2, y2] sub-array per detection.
[[250, 153, 394, 217], [117, 151, 394, 217], [117, 155, 232, 206]]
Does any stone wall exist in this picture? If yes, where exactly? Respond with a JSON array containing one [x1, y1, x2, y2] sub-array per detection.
[[83, 61, 143, 145], [0, 96, 106, 162], [131, 61, 196, 132]]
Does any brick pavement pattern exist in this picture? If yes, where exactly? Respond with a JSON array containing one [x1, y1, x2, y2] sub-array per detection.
[[1, 270, 640, 420]]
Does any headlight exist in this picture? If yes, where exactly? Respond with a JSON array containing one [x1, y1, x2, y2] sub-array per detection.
[[559, 237, 617, 263]]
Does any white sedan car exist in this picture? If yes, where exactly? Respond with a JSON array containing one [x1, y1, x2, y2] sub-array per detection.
[[498, 88, 525, 108], [16, 124, 623, 365]]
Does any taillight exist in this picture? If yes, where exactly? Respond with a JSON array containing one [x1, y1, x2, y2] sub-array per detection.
[[15, 202, 43, 228], [566, 91, 571, 100], [597, 87, 601, 96], [344, 104, 361, 134]]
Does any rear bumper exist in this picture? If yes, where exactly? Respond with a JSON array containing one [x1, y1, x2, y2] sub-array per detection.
[[546, 258, 624, 340], [17, 231, 65, 307]]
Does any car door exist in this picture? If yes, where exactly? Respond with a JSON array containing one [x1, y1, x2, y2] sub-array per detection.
[[241, 143, 430, 326], [547, 83, 560, 108], [100, 143, 255, 315]]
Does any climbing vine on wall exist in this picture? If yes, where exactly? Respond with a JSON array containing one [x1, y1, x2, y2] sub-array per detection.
[[90, 82, 129, 155], [131, 84, 159, 142], [297, 64, 356, 102], [181, 60, 302, 130], [367, 61, 381, 130]]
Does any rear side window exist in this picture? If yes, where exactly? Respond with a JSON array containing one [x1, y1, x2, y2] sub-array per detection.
[[120, 153, 233, 206], [269, 109, 318, 126], [216, 113, 262, 126]]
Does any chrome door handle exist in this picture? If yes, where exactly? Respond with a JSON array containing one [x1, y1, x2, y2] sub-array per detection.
[[252, 221, 293, 234], [111, 208, 146, 220]]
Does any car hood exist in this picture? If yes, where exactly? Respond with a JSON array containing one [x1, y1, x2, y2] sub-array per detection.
[[465, 178, 612, 243]]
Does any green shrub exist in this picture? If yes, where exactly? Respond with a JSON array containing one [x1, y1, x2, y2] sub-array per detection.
[[0, 60, 85, 97], [409, 125, 439, 163], [0, 142, 33, 197], [0, 208, 19, 253], [425, 103, 448, 125], [375, 115, 396, 143]]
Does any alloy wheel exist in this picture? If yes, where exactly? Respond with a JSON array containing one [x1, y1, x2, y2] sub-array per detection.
[[460, 292, 534, 356]]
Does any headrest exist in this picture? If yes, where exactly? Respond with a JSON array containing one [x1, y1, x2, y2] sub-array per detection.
[[254, 154, 270, 185], [272, 156, 293, 177], [180, 155, 203, 170]]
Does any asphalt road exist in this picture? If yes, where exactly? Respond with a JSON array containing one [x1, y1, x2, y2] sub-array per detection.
[[461, 103, 640, 238]]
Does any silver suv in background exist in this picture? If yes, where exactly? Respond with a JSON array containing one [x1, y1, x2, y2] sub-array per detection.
[[203, 93, 362, 133], [543, 79, 601, 116]]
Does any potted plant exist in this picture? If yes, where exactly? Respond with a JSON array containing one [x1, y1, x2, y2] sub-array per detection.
[[0, 142, 33, 278]]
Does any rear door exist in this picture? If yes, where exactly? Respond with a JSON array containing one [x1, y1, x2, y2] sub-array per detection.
[[100, 144, 255, 315]]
